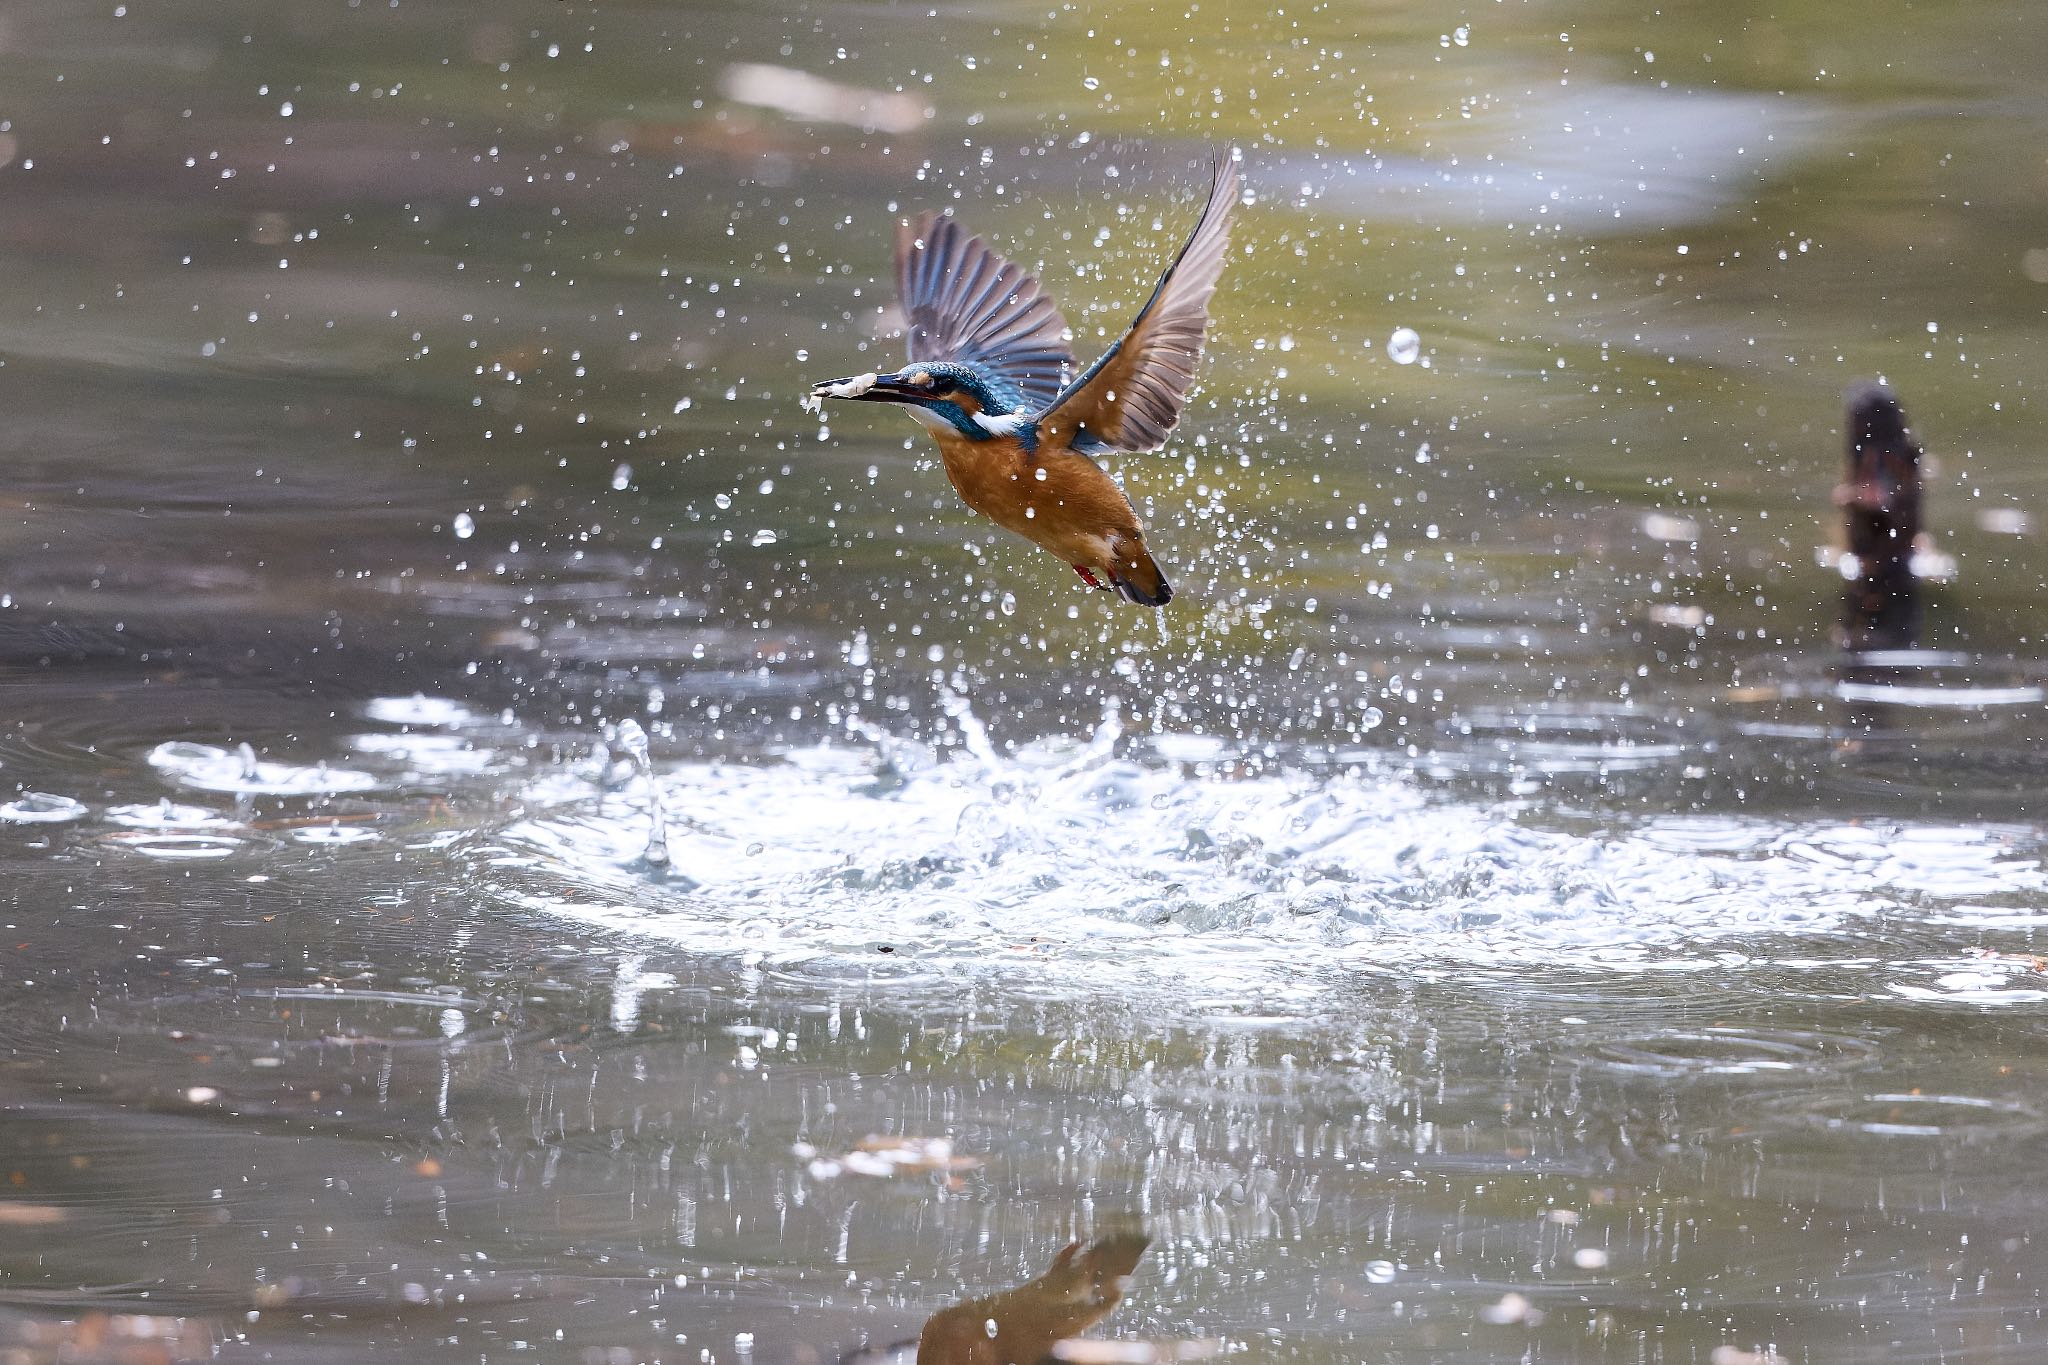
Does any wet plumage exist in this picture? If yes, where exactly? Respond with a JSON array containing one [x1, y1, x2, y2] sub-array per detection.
[[811, 156, 1239, 606]]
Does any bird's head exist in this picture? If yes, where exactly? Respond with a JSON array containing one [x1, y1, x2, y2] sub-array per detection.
[[808, 361, 1030, 439]]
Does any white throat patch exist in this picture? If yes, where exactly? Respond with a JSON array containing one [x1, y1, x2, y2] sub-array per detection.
[[972, 411, 1028, 436]]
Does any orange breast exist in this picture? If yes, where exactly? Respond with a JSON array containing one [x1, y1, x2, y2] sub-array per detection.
[[928, 430, 1146, 572], [932, 429, 1032, 526]]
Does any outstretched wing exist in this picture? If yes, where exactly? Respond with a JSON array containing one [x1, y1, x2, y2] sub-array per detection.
[[1036, 155, 1237, 453], [895, 211, 1074, 410]]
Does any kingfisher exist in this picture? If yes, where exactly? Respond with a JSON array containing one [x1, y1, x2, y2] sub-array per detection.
[[809, 155, 1239, 606]]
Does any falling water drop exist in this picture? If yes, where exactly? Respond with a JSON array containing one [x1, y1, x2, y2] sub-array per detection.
[[1386, 327, 1421, 365], [452, 511, 476, 539]]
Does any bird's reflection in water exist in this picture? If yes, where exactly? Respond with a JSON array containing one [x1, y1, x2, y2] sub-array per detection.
[[846, 1232, 1172, 1365], [918, 1233, 1151, 1365]]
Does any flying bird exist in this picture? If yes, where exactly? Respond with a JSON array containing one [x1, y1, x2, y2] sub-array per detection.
[[809, 155, 1239, 606]]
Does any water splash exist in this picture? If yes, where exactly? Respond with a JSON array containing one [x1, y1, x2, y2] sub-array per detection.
[[467, 702, 2048, 994], [612, 719, 670, 868]]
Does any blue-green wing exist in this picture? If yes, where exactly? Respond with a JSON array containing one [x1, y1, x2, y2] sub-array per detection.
[[1037, 156, 1237, 452], [895, 211, 1074, 411]]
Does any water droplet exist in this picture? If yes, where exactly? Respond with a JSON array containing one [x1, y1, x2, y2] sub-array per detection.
[[1386, 327, 1421, 365], [452, 511, 476, 539], [611, 462, 632, 490], [751, 529, 778, 547], [1365, 1260, 1397, 1284]]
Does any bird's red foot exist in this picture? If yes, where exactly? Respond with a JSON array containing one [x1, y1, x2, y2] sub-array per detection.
[[1073, 565, 1104, 589]]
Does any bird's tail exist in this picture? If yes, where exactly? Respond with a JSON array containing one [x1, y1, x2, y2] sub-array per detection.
[[1108, 542, 1173, 607]]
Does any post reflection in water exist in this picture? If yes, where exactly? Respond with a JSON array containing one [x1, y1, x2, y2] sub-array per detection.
[[1835, 381, 1926, 655]]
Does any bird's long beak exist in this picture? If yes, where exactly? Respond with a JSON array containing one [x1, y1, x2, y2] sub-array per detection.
[[807, 371, 926, 404]]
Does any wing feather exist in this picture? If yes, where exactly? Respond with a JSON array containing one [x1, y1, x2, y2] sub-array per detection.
[[894, 211, 1074, 410], [1037, 155, 1238, 453]]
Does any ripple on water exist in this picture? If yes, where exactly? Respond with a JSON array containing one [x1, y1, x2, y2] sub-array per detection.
[[0, 967, 565, 1112], [1833, 650, 2046, 710], [348, 694, 515, 780], [90, 799, 261, 860], [1437, 705, 1690, 775], [1587, 1026, 1883, 1078], [116, 985, 521, 1057], [105, 799, 235, 828], [0, 793, 89, 823], [1726, 652, 2048, 807], [99, 831, 250, 860], [1771, 1090, 2047, 1143], [288, 823, 384, 846], [148, 741, 379, 796], [346, 731, 505, 779], [361, 694, 487, 727], [1887, 955, 2048, 1005]]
